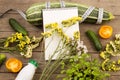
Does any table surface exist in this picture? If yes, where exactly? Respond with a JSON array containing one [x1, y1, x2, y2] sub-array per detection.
[[0, 0, 120, 80]]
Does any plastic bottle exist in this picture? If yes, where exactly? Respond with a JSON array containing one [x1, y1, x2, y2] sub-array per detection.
[[15, 59, 38, 80]]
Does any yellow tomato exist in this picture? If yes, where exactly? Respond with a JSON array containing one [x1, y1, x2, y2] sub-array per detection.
[[5, 58, 22, 72], [99, 25, 113, 39]]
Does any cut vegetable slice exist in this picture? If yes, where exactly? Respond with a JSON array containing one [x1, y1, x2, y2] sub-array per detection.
[[5, 58, 22, 73], [99, 25, 113, 39]]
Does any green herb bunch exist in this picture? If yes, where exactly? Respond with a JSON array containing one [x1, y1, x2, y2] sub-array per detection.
[[60, 53, 110, 80]]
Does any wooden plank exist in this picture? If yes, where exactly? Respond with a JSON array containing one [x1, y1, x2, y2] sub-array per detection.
[[0, 73, 64, 80], [109, 76, 120, 80], [0, 31, 43, 38], [0, 0, 120, 80], [70, 0, 120, 15], [0, 0, 71, 13]]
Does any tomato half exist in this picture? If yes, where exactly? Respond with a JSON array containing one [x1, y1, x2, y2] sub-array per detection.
[[99, 25, 113, 39], [5, 58, 22, 72]]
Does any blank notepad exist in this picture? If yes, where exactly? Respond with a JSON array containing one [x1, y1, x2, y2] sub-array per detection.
[[42, 7, 80, 60]]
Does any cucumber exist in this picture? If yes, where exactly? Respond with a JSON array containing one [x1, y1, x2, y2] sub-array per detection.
[[9, 18, 28, 35], [86, 30, 102, 51], [0, 54, 6, 66], [26, 2, 114, 26]]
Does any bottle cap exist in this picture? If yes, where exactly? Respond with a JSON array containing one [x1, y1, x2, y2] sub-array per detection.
[[29, 59, 38, 67]]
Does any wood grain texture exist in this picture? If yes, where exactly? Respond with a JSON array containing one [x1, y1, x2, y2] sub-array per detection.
[[0, 0, 119, 80]]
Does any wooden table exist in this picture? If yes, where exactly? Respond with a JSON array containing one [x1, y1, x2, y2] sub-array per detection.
[[0, 0, 120, 80]]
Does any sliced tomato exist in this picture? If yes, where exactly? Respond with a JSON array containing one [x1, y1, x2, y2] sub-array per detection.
[[5, 58, 22, 72], [99, 25, 113, 39]]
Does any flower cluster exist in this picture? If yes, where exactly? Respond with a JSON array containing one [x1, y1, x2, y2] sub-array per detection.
[[4, 32, 42, 58], [41, 16, 87, 57], [62, 16, 82, 27], [73, 31, 80, 40], [100, 34, 120, 71], [4, 32, 30, 50]]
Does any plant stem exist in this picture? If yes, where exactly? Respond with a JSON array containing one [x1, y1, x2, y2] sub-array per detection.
[[39, 40, 63, 80], [0, 47, 16, 52], [45, 54, 65, 80], [42, 44, 68, 80], [46, 60, 62, 80]]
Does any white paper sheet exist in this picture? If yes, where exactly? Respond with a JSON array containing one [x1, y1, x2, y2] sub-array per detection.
[[42, 7, 80, 60]]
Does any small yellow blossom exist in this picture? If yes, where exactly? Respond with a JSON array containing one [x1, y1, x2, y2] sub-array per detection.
[[66, 37, 70, 44], [18, 44, 22, 50], [51, 23, 58, 29], [62, 16, 82, 27], [7, 37, 11, 41], [73, 16, 82, 21], [71, 19, 77, 24], [17, 33, 23, 40], [45, 22, 58, 29], [41, 32, 52, 38], [118, 60, 120, 64], [18, 41, 26, 50], [9, 37, 15, 43], [73, 31, 80, 40], [63, 34, 70, 44], [4, 41, 9, 48], [25, 36, 31, 44], [56, 28, 63, 35]]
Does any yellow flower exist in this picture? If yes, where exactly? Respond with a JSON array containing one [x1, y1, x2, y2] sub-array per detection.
[[62, 20, 69, 25], [18, 41, 26, 50], [7, 37, 11, 41], [17, 33, 23, 40], [71, 19, 77, 24], [45, 22, 58, 29], [18, 44, 23, 50], [45, 24, 51, 28], [118, 60, 120, 64], [41, 32, 52, 38], [62, 16, 82, 27], [73, 16, 82, 21], [73, 31, 80, 40], [4, 41, 9, 48], [9, 37, 14, 43], [63, 34, 70, 44], [25, 36, 31, 44], [51, 23, 58, 29], [62, 20, 71, 27], [56, 28, 63, 35], [66, 37, 70, 44]]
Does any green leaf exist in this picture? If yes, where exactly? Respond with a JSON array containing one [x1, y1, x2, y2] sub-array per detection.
[[86, 77, 91, 80], [77, 73, 83, 77], [74, 76, 78, 80], [79, 78, 85, 80], [66, 69, 75, 75], [61, 70, 65, 74]]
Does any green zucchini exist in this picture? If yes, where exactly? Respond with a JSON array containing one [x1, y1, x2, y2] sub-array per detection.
[[86, 30, 102, 51], [9, 18, 28, 35], [26, 2, 114, 26], [0, 54, 6, 66]]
